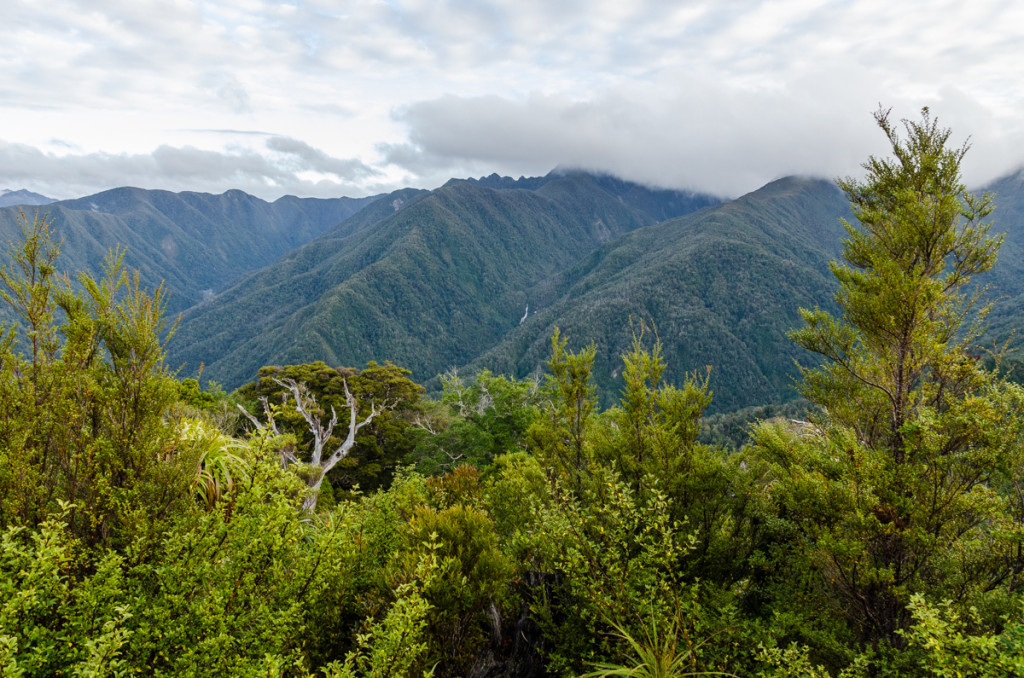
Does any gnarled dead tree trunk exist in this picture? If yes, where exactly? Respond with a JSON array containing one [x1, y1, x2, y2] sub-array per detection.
[[238, 377, 382, 511]]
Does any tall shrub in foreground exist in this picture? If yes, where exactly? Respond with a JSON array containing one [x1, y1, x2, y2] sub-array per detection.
[[748, 108, 1024, 670], [0, 213, 191, 550]]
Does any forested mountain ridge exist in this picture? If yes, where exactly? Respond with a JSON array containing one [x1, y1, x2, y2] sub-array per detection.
[[7, 168, 1022, 413], [168, 169, 1024, 410], [976, 168, 1024, 344], [470, 176, 854, 412], [0, 187, 378, 314], [167, 171, 719, 387]]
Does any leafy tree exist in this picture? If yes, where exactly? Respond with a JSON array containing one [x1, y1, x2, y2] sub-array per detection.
[[238, 374, 385, 511], [527, 328, 599, 488], [594, 331, 756, 584], [747, 107, 1024, 663], [237, 361, 424, 496], [516, 330, 752, 675], [398, 500, 512, 676], [411, 370, 540, 474], [347, 361, 426, 490], [596, 329, 711, 493], [0, 213, 191, 549]]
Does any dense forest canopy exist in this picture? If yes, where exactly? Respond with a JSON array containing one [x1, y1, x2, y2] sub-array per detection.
[[1, 109, 1024, 677]]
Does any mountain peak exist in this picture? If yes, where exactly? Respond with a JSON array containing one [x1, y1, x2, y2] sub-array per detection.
[[460, 173, 549, 191], [0, 189, 56, 208]]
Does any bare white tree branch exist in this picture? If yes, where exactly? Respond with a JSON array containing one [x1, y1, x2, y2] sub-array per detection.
[[239, 376, 385, 512], [237, 396, 297, 467], [273, 378, 339, 468]]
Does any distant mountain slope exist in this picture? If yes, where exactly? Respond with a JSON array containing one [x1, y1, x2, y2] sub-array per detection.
[[168, 171, 720, 387], [976, 169, 1024, 347], [467, 176, 854, 412], [479, 170, 1024, 413], [0, 189, 55, 207], [0, 188, 378, 314]]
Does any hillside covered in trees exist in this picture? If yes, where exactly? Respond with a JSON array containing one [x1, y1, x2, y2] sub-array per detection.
[[167, 171, 719, 392], [2, 108, 1024, 677], [158, 163, 1024, 413], [0, 188, 378, 316], [15, 159, 1024, 415]]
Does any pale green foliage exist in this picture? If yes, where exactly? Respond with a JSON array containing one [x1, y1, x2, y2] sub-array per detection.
[[0, 511, 133, 676], [120, 459, 324, 675], [0, 450, 368, 676], [754, 644, 835, 678], [0, 638, 21, 678], [616, 328, 711, 470], [899, 595, 1024, 677], [70, 606, 133, 678], [483, 451, 553, 559]]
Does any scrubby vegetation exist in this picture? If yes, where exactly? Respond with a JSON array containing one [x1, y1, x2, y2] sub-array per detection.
[[3, 109, 1024, 677]]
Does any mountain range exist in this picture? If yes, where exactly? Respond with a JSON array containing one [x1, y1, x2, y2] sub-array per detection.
[[0, 189, 55, 208], [2, 168, 1021, 414], [0, 188, 377, 314], [167, 172, 851, 412], [167, 170, 720, 391]]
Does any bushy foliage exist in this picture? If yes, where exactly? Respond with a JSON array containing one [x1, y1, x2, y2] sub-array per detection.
[[0, 214, 192, 550], [900, 595, 1024, 677], [745, 108, 1024, 672], [0, 512, 134, 677], [411, 369, 540, 475]]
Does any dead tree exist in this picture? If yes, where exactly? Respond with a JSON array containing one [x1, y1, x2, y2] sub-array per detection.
[[238, 377, 382, 511]]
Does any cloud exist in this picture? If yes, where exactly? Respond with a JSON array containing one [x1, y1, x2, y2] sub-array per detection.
[[382, 84, 872, 197], [201, 71, 253, 115], [4, 1, 1024, 199], [366, 0, 1024, 195], [0, 137, 381, 200], [265, 137, 379, 180], [383, 67, 1024, 197]]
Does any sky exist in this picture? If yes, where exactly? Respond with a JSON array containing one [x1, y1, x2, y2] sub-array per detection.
[[3, 0, 1024, 201]]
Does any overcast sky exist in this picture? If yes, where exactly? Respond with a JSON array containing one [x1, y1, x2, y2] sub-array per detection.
[[3, 0, 1024, 201]]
